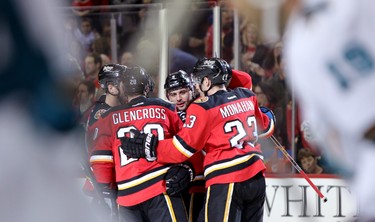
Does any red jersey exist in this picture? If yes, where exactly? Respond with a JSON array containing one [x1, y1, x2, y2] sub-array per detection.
[[176, 111, 206, 193], [85, 95, 111, 155], [228, 69, 253, 90], [188, 151, 206, 193], [72, 0, 93, 8], [156, 88, 274, 187], [90, 96, 180, 206], [83, 95, 112, 194]]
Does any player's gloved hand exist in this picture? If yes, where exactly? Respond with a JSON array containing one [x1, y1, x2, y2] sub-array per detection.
[[165, 162, 195, 196], [100, 185, 117, 199], [177, 110, 186, 123], [260, 106, 276, 125], [120, 129, 158, 161], [90, 183, 113, 214], [258, 106, 276, 138]]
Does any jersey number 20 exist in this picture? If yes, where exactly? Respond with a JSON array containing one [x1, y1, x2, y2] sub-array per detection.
[[117, 123, 164, 166]]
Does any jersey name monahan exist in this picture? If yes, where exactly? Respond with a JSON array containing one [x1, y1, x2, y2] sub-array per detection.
[[112, 108, 166, 124], [220, 100, 254, 118]]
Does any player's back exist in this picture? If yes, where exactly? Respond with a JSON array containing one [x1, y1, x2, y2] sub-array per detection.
[[184, 87, 271, 186], [94, 96, 180, 206]]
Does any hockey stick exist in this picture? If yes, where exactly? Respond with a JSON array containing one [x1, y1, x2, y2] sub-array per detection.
[[269, 135, 327, 202]]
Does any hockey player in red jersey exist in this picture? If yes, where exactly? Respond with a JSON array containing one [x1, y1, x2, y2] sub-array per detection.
[[90, 66, 189, 222], [82, 64, 128, 220], [121, 57, 275, 222], [86, 64, 128, 155], [164, 70, 205, 222], [163, 68, 254, 222]]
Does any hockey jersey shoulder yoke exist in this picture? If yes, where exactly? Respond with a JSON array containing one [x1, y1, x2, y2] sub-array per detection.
[[101, 97, 176, 118], [192, 88, 255, 111]]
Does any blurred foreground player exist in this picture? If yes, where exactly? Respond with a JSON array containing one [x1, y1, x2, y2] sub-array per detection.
[[0, 0, 105, 221], [284, 0, 375, 220]]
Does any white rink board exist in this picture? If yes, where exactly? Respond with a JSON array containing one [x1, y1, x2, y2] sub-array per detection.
[[77, 175, 358, 221], [264, 176, 358, 222]]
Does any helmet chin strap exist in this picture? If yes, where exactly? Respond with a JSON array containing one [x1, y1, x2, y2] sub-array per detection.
[[200, 80, 213, 96], [107, 87, 119, 97], [107, 85, 126, 104]]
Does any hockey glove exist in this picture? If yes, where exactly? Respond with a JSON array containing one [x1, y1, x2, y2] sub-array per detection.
[[120, 129, 158, 161], [90, 183, 114, 215], [165, 162, 195, 196], [177, 110, 187, 123], [260, 106, 276, 125]]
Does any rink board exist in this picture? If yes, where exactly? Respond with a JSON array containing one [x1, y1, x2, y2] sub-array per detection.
[[78, 174, 357, 221], [264, 174, 357, 222]]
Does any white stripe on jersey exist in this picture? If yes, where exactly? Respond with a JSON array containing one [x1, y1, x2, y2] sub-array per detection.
[[117, 167, 170, 190], [90, 155, 113, 163], [172, 136, 194, 158]]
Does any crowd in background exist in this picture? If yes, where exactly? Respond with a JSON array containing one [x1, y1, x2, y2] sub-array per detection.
[[65, 0, 335, 175]]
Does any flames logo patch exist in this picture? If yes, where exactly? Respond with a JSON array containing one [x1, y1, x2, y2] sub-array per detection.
[[94, 109, 107, 119], [194, 97, 209, 103]]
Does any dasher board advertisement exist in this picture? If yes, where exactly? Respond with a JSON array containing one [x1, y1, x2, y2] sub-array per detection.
[[264, 175, 358, 222]]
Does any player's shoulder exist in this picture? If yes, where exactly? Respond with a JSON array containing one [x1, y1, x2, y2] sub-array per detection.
[[232, 87, 255, 97], [97, 105, 117, 119], [102, 97, 176, 118], [192, 89, 255, 110], [191, 90, 231, 110], [188, 97, 211, 114], [194, 96, 209, 104], [88, 101, 111, 126], [191, 96, 211, 109], [144, 97, 176, 111]]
